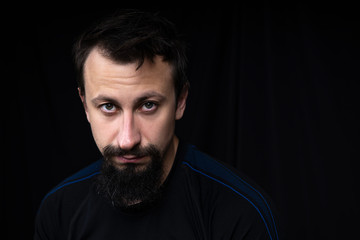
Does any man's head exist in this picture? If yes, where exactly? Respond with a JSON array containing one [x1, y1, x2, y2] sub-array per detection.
[[73, 10, 189, 101], [72, 10, 189, 209]]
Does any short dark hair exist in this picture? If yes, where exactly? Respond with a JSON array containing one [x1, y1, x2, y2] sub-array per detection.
[[73, 10, 189, 100]]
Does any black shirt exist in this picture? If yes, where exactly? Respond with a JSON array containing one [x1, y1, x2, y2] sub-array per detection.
[[35, 142, 279, 240]]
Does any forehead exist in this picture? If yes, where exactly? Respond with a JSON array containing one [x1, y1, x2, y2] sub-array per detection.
[[83, 48, 174, 94]]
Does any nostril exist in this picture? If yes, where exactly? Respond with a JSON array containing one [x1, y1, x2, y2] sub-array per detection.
[[118, 130, 141, 151]]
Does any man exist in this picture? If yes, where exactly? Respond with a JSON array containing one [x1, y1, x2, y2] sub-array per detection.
[[35, 10, 279, 240]]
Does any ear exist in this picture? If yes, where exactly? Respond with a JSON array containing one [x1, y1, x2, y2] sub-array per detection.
[[78, 88, 90, 123], [175, 87, 189, 120]]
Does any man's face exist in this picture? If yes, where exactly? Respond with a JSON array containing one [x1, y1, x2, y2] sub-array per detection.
[[81, 48, 187, 175]]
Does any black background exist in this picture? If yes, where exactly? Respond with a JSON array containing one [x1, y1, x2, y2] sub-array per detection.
[[2, 2, 360, 239]]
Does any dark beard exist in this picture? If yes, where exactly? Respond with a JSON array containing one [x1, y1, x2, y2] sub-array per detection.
[[95, 144, 164, 212]]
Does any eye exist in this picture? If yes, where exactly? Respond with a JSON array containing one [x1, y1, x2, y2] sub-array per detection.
[[141, 101, 157, 112], [144, 102, 154, 109], [100, 103, 117, 113]]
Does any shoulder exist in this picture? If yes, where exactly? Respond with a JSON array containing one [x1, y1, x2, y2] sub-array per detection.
[[180, 144, 279, 240], [34, 160, 102, 239], [40, 160, 102, 205]]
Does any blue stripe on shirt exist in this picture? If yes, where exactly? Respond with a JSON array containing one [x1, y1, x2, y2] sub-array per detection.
[[40, 160, 102, 206], [183, 145, 279, 240]]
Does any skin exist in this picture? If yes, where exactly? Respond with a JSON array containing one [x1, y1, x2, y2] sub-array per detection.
[[79, 47, 188, 183]]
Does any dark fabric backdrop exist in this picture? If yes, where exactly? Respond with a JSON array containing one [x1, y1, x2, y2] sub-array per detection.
[[2, 2, 359, 239]]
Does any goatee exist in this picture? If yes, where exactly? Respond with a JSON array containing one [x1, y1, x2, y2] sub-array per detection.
[[95, 144, 164, 212]]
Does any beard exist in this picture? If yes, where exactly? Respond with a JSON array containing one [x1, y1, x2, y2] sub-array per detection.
[[95, 144, 164, 212]]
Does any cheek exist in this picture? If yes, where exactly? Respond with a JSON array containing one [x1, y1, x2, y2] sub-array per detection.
[[140, 110, 176, 149], [88, 113, 118, 152]]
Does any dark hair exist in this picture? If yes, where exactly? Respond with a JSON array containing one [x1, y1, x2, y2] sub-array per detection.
[[73, 10, 189, 100]]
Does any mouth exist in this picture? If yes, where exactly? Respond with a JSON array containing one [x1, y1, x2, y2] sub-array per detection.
[[114, 155, 148, 164]]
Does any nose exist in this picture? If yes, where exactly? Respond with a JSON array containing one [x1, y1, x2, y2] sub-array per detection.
[[117, 111, 141, 150]]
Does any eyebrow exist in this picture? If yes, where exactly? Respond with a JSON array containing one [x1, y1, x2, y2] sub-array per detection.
[[91, 91, 166, 106]]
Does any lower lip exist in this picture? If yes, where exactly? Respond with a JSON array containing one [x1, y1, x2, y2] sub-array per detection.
[[114, 156, 147, 164]]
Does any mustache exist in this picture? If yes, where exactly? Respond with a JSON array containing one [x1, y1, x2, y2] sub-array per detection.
[[103, 144, 159, 159]]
